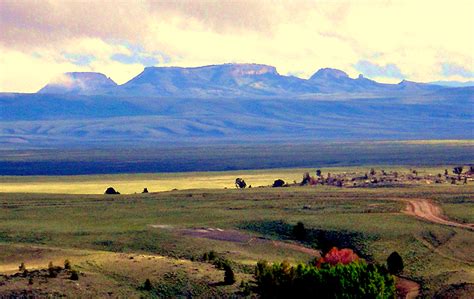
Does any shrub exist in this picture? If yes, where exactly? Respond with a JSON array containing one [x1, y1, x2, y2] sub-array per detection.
[[104, 187, 120, 194], [301, 173, 311, 185], [272, 179, 285, 187], [224, 263, 236, 285], [202, 250, 218, 261], [64, 259, 71, 270], [208, 250, 217, 261], [70, 270, 79, 280], [255, 258, 394, 298], [292, 222, 307, 241], [240, 280, 252, 296], [142, 188, 149, 193], [19, 262, 26, 272], [48, 261, 59, 278], [317, 247, 359, 266], [453, 166, 463, 175], [143, 278, 152, 291], [387, 251, 404, 275], [235, 178, 247, 189]]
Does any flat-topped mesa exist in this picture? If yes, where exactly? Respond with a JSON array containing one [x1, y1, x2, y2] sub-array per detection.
[[38, 72, 117, 95], [221, 63, 279, 76], [139, 63, 279, 77], [121, 63, 283, 96]]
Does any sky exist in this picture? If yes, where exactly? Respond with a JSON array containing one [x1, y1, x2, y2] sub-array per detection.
[[0, 0, 473, 93]]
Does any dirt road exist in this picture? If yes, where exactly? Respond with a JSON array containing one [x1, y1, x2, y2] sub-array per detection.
[[401, 199, 474, 230]]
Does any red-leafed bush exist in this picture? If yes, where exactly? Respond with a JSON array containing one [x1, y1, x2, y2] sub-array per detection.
[[317, 247, 359, 266]]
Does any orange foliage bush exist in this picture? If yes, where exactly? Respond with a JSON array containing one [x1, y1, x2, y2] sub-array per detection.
[[317, 247, 359, 267]]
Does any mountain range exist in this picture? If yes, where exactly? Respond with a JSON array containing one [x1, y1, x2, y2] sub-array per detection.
[[37, 63, 453, 98], [1, 63, 473, 148]]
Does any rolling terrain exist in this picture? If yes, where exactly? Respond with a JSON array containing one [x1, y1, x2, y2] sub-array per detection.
[[0, 167, 473, 297]]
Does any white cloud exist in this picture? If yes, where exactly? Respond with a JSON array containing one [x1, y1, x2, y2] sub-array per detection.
[[0, 0, 473, 92]]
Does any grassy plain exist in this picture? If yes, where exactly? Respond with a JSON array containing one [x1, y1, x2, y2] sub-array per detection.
[[0, 165, 473, 297], [0, 165, 460, 194]]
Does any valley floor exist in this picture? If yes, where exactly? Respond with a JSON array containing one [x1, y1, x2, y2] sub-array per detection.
[[0, 166, 473, 297]]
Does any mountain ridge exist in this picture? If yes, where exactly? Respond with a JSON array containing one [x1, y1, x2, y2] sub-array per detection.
[[35, 63, 450, 97]]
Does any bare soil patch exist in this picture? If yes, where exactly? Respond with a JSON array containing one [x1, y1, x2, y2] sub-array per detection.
[[400, 199, 474, 230], [152, 225, 321, 257], [396, 277, 420, 299]]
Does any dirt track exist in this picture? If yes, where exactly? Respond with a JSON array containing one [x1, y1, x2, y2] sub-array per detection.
[[401, 199, 474, 230]]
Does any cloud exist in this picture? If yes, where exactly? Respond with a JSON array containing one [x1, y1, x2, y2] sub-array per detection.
[[62, 53, 96, 66], [110, 43, 170, 66], [0, 0, 473, 92], [441, 63, 474, 78], [354, 60, 404, 80]]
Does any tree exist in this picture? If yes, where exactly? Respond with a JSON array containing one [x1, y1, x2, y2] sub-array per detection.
[[104, 187, 120, 194], [19, 262, 26, 272], [255, 258, 395, 298], [453, 166, 463, 178], [142, 188, 149, 193], [70, 270, 79, 280], [143, 278, 153, 290], [64, 259, 71, 270], [387, 251, 404, 275], [317, 247, 359, 266], [235, 178, 247, 189], [292, 222, 306, 241], [273, 179, 285, 187], [48, 261, 58, 278], [300, 173, 311, 186], [224, 263, 236, 285]]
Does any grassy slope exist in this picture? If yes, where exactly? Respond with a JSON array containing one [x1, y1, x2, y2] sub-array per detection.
[[0, 172, 473, 296]]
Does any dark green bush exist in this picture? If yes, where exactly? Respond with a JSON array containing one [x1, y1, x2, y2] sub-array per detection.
[[387, 251, 404, 275], [224, 263, 236, 285], [70, 270, 79, 280], [48, 261, 60, 278], [255, 260, 395, 298], [292, 222, 306, 241], [143, 278, 153, 291], [64, 259, 71, 270]]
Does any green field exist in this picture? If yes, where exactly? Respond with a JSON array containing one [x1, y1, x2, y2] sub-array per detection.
[[0, 166, 473, 297]]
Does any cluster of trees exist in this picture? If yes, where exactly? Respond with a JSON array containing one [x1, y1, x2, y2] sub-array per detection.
[[235, 178, 287, 188], [17, 260, 79, 282], [104, 187, 151, 194], [254, 248, 397, 298]]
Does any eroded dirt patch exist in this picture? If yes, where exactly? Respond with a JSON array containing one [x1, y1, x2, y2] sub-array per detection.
[[151, 225, 321, 257], [396, 277, 420, 299], [400, 199, 474, 230]]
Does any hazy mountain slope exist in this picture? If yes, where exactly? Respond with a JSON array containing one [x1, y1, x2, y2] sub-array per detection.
[[1, 90, 472, 148], [429, 81, 474, 87], [38, 72, 117, 95]]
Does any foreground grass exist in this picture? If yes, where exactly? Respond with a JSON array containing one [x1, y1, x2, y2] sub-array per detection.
[[0, 177, 473, 296]]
